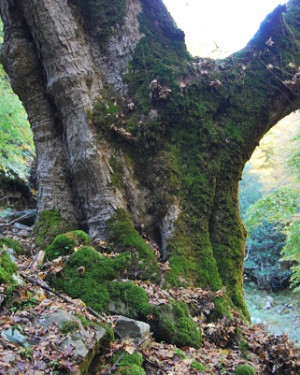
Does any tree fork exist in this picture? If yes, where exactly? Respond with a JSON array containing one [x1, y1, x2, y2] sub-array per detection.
[[1, 0, 300, 316]]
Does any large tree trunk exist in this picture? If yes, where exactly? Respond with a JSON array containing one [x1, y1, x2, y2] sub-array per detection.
[[1, 0, 300, 316]]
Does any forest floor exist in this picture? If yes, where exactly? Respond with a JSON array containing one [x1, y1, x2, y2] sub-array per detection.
[[245, 283, 300, 346], [1, 214, 300, 374]]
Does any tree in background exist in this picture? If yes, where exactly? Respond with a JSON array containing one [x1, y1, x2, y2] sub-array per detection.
[[0, 21, 34, 180], [240, 114, 300, 289], [1, 0, 300, 317]]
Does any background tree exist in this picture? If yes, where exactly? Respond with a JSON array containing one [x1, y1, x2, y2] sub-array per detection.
[[1, 0, 300, 317], [0, 21, 34, 180]]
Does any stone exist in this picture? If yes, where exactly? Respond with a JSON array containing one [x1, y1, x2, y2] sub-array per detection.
[[115, 316, 151, 344], [264, 301, 272, 310], [1, 327, 30, 347], [37, 309, 106, 364]]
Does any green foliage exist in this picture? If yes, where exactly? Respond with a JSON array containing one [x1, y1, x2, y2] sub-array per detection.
[[0, 237, 24, 255], [0, 20, 34, 179], [32, 210, 72, 248], [244, 221, 290, 288], [0, 251, 17, 284], [107, 209, 160, 282], [45, 230, 90, 261], [245, 187, 299, 233], [234, 364, 255, 375]]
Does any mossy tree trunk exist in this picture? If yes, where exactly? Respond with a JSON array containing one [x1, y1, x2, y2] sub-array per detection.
[[2, 0, 300, 316]]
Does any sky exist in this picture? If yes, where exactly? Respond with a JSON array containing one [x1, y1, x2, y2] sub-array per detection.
[[163, 0, 286, 58]]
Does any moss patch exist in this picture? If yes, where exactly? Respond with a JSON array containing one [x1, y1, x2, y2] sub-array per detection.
[[191, 361, 206, 371], [0, 252, 17, 284], [107, 209, 160, 282], [33, 210, 72, 248], [60, 320, 80, 334], [45, 230, 90, 261], [0, 237, 24, 255], [70, 0, 126, 44], [155, 301, 202, 348], [50, 246, 130, 312], [108, 281, 157, 319], [111, 352, 145, 375], [234, 364, 256, 375]]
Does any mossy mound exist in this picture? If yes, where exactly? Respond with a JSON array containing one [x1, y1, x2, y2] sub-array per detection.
[[50, 246, 130, 312], [234, 364, 256, 375], [108, 281, 157, 319], [33, 210, 72, 248], [111, 352, 145, 375], [0, 252, 18, 284], [155, 301, 202, 348], [45, 230, 91, 261], [0, 237, 24, 255], [107, 209, 160, 282]]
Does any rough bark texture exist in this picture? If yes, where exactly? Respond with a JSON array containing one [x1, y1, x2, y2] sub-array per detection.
[[1, 0, 300, 316]]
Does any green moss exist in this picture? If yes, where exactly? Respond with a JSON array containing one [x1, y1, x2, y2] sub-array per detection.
[[74, 313, 91, 330], [50, 246, 130, 313], [0, 252, 17, 284], [108, 281, 157, 319], [33, 210, 72, 248], [109, 154, 124, 191], [71, 0, 126, 44], [156, 301, 202, 348], [0, 237, 24, 255], [45, 230, 91, 261], [191, 361, 206, 371], [60, 320, 80, 334], [107, 209, 160, 282], [111, 352, 145, 375], [234, 364, 256, 375]]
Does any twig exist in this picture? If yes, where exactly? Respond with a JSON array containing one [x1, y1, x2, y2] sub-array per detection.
[[0, 212, 34, 227], [0, 196, 9, 202], [19, 273, 103, 320]]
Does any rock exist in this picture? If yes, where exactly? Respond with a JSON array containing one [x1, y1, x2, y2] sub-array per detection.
[[12, 273, 25, 285], [1, 327, 30, 347], [115, 316, 151, 344], [6, 248, 17, 262], [109, 299, 128, 317], [266, 295, 274, 304], [264, 301, 272, 310], [37, 310, 106, 365]]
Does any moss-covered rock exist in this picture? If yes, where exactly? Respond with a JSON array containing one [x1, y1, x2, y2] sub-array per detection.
[[154, 301, 202, 348], [234, 364, 256, 375], [107, 209, 160, 282], [108, 281, 157, 319], [0, 252, 17, 284], [50, 246, 130, 312], [0, 237, 24, 255], [33, 210, 72, 248], [111, 352, 145, 375], [45, 230, 90, 261]]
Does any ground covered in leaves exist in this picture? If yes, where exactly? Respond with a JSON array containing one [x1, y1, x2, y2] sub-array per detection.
[[0, 216, 300, 375]]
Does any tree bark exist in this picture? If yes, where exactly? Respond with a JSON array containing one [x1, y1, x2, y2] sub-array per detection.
[[1, 0, 300, 316]]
